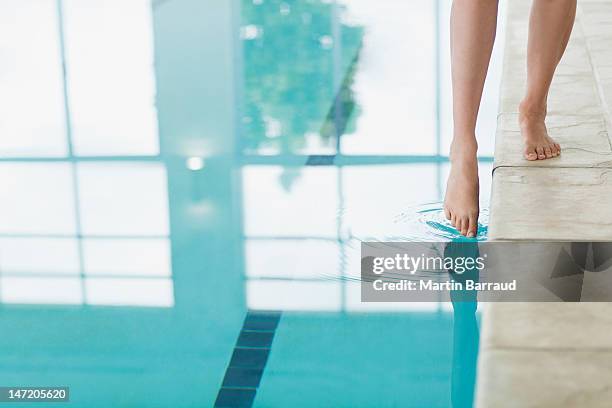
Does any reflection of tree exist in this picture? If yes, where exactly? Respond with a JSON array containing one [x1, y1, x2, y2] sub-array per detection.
[[241, 0, 363, 154]]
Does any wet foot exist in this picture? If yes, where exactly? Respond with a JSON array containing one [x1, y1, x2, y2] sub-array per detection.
[[444, 141, 480, 238], [519, 101, 561, 161]]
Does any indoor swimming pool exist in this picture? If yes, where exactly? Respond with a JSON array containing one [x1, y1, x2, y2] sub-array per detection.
[[0, 0, 503, 406]]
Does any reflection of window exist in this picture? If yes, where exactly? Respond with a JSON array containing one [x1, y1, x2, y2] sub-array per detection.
[[0, 0, 158, 158], [0, 163, 174, 307], [62, 0, 159, 156], [244, 237, 450, 312], [246, 239, 340, 279], [0, 1, 171, 307], [246, 239, 342, 311], [0, 163, 77, 234], [0, 1, 67, 157], [243, 165, 450, 312], [340, 0, 437, 155], [77, 163, 169, 236], [248, 280, 342, 311], [243, 166, 339, 238], [342, 165, 440, 238]]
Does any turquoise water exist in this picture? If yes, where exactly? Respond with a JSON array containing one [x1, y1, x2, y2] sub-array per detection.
[[0, 0, 499, 407]]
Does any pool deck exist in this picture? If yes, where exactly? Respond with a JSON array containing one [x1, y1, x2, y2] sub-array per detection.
[[477, 0, 612, 406]]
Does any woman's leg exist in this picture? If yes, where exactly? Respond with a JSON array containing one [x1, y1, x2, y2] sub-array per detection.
[[444, 0, 499, 237], [520, 0, 577, 160]]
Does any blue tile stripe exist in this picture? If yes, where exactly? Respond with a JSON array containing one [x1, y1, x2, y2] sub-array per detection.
[[214, 311, 282, 408], [306, 155, 336, 166], [215, 389, 256, 408], [236, 331, 275, 348]]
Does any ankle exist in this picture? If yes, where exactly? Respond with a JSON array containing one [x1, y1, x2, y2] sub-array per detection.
[[449, 139, 478, 163], [519, 99, 547, 121]]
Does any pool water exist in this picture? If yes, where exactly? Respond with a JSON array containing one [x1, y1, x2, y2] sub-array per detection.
[[0, 0, 504, 407]]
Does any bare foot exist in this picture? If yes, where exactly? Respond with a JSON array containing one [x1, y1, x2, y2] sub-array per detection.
[[519, 101, 561, 161], [444, 141, 479, 238]]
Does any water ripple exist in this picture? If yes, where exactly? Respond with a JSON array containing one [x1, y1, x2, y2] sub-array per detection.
[[393, 202, 489, 242]]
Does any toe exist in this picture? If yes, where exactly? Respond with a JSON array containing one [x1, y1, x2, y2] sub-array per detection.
[[450, 215, 456, 228], [544, 146, 553, 159], [461, 217, 470, 237], [444, 207, 451, 220], [460, 217, 469, 236], [551, 145, 559, 156], [536, 146, 545, 160], [525, 147, 538, 161], [555, 143, 561, 155], [467, 216, 478, 238]]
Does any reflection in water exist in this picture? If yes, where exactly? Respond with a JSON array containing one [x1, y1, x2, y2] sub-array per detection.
[[0, 0, 170, 307], [339, 0, 440, 155], [0, 162, 174, 307], [241, 0, 363, 154], [241, 161, 485, 404], [447, 242, 481, 408], [451, 293, 479, 408], [62, 0, 159, 156], [0, 0, 67, 157], [0, 0, 494, 406]]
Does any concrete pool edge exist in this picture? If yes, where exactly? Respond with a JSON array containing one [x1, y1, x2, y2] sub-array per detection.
[[477, 0, 612, 406]]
